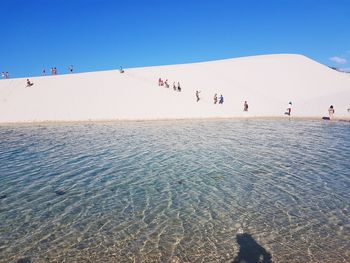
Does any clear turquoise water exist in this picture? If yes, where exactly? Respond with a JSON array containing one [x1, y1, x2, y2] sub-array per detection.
[[0, 120, 349, 263]]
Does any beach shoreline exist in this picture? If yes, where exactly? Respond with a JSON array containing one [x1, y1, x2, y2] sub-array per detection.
[[0, 115, 349, 126]]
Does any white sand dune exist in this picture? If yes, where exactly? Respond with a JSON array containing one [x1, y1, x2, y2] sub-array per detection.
[[0, 54, 349, 123]]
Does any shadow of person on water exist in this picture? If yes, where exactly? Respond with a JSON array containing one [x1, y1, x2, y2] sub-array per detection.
[[232, 233, 272, 263]]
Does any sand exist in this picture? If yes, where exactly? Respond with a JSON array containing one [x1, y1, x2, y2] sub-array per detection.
[[0, 54, 349, 123]]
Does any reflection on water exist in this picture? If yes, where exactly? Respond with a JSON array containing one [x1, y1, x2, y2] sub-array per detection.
[[0, 120, 349, 263]]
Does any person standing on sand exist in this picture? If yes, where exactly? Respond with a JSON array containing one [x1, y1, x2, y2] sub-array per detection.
[[1, 72, 5, 79], [219, 95, 224, 104], [328, 105, 335, 119], [42, 69, 46, 75], [196, 90, 201, 102], [244, 101, 248, 111], [286, 101, 292, 116], [5, 72, 9, 79], [214, 94, 218, 104], [177, 82, 181, 92], [173, 82, 177, 91]]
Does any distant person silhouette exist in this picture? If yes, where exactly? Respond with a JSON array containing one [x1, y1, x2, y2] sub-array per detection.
[[214, 93, 218, 104], [196, 90, 201, 102], [285, 101, 292, 116], [177, 82, 181, 92], [328, 105, 335, 119], [233, 233, 272, 263], [219, 94, 224, 104], [244, 101, 248, 111], [26, 79, 34, 87]]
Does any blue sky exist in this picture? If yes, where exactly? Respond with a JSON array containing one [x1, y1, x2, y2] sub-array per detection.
[[1, 0, 349, 77]]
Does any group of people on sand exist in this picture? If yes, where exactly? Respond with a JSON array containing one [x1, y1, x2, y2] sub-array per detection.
[[213, 93, 224, 104], [1, 72, 10, 79], [158, 78, 182, 92], [285, 102, 337, 119], [2, 66, 75, 79], [50, 67, 58, 75], [41, 66, 74, 76], [195, 91, 225, 104]]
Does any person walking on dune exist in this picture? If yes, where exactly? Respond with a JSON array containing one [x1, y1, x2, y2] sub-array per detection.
[[177, 82, 181, 92], [214, 94, 218, 104], [219, 94, 224, 104], [173, 82, 177, 91], [165, 79, 169, 88], [196, 90, 201, 102]]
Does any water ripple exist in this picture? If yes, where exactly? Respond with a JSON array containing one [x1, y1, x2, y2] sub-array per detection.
[[0, 120, 349, 262]]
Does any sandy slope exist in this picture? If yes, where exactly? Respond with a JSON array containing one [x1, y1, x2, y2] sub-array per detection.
[[0, 54, 349, 123]]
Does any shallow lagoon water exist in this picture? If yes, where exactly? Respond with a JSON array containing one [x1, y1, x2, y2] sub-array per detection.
[[0, 119, 349, 263]]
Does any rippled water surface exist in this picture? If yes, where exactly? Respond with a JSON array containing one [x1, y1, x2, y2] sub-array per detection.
[[0, 120, 349, 263]]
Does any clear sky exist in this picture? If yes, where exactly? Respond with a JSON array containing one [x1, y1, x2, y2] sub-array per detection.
[[1, 0, 349, 77]]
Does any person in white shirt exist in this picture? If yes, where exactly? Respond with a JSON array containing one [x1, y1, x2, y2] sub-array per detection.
[[328, 105, 335, 119], [286, 102, 292, 116]]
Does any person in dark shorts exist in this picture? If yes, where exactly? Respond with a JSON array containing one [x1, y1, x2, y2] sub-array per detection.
[[177, 82, 181, 92], [219, 95, 224, 104], [244, 101, 248, 111], [196, 90, 201, 102]]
